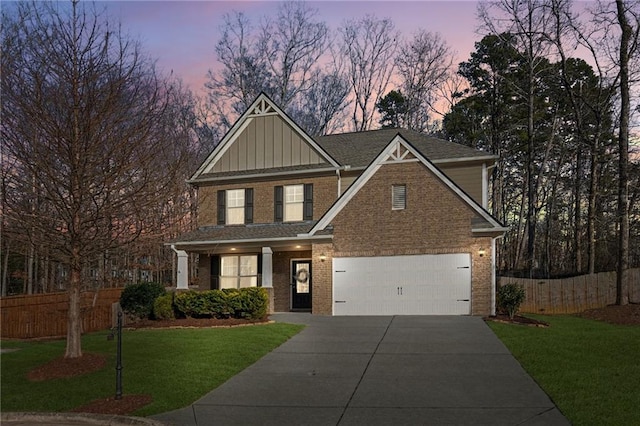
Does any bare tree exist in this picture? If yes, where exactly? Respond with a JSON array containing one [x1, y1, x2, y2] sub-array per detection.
[[1, 1, 189, 358], [205, 11, 272, 128], [260, 1, 329, 107], [339, 15, 399, 131], [395, 30, 454, 132], [205, 3, 346, 136]]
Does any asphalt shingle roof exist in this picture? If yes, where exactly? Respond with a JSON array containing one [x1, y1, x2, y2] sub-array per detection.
[[316, 128, 494, 168], [172, 221, 331, 244]]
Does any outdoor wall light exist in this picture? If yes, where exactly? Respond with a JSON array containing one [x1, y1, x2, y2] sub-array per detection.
[[478, 248, 486, 257], [319, 254, 327, 262]]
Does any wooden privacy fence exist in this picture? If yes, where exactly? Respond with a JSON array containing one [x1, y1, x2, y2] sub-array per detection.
[[499, 269, 640, 314], [1, 288, 123, 339]]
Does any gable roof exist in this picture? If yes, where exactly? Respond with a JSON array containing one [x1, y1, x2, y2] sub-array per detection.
[[316, 128, 497, 168], [304, 134, 507, 236], [189, 93, 340, 183]]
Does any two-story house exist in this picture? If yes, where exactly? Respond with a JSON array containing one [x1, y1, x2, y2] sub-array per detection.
[[170, 93, 507, 316]]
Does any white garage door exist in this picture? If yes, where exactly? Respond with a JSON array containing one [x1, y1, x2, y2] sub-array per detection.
[[333, 253, 471, 315]]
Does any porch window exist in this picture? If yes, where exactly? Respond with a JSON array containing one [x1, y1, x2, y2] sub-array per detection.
[[220, 255, 258, 289]]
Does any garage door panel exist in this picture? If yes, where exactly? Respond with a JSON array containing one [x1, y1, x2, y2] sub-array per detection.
[[333, 254, 471, 315]]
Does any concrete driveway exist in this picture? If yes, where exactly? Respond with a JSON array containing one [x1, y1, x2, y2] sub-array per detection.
[[152, 314, 569, 426]]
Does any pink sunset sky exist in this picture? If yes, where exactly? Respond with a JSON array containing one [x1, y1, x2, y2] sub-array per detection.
[[104, 1, 486, 95]]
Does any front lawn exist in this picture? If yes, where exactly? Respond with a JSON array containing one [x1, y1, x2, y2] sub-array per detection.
[[0, 323, 303, 416], [488, 315, 640, 426]]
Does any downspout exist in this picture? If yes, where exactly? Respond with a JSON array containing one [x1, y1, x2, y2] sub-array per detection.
[[171, 244, 189, 290], [336, 169, 341, 196]]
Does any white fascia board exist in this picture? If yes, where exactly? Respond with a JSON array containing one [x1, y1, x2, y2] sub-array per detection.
[[432, 155, 498, 165], [309, 134, 506, 236], [472, 227, 510, 234], [188, 167, 340, 185], [170, 234, 332, 248]]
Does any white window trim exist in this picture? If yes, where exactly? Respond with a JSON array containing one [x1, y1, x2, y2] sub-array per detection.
[[226, 189, 245, 225], [284, 184, 304, 222]]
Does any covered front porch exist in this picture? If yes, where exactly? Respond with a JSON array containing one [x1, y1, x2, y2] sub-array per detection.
[[170, 223, 334, 314]]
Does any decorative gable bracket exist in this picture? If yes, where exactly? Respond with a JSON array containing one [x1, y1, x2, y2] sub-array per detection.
[[248, 98, 277, 117], [382, 141, 418, 164]]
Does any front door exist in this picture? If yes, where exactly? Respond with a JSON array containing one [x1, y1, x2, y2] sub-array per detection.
[[291, 260, 312, 311]]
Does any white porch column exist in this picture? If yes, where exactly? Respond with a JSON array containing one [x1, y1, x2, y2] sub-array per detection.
[[171, 245, 189, 290], [261, 247, 273, 288]]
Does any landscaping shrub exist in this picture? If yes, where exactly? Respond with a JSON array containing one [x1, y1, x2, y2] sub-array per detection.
[[172, 288, 268, 320], [203, 290, 233, 318], [120, 282, 166, 319], [497, 283, 526, 319], [153, 294, 175, 320], [174, 291, 207, 317], [236, 287, 268, 319]]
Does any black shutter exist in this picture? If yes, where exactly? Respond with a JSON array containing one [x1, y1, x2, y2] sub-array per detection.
[[244, 188, 254, 224], [210, 255, 220, 290], [217, 190, 226, 225], [274, 186, 283, 222], [303, 184, 313, 220]]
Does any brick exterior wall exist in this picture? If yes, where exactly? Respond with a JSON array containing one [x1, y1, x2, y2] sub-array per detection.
[[197, 175, 337, 226], [330, 161, 494, 316], [312, 243, 334, 315]]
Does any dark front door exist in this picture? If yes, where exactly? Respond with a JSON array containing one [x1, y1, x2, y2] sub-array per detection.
[[291, 260, 312, 311]]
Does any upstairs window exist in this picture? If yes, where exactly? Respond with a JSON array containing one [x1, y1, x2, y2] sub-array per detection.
[[218, 188, 253, 225], [275, 184, 313, 222], [227, 189, 245, 224], [285, 185, 304, 221], [392, 184, 406, 210]]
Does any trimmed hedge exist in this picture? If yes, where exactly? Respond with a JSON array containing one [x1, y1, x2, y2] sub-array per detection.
[[173, 288, 268, 320], [153, 294, 175, 320], [120, 282, 166, 319]]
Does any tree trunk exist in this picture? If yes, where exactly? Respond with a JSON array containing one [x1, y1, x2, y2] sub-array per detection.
[[615, 0, 631, 305], [65, 250, 83, 358]]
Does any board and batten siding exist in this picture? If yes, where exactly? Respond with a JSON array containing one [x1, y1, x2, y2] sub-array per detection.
[[440, 164, 483, 206], [212, 115, 327, 173]]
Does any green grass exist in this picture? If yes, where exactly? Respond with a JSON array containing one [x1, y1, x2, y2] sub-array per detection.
[[488, 315, 640, 426], [1, 323, 303, 416]]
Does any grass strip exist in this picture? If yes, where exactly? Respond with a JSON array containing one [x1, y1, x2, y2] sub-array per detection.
[[1, 323, 304, 416], [488, 315, 640, 426]]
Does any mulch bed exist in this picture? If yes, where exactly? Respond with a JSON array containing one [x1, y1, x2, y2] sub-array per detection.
[[126, 316, 269, 329], [27, 353, 107, 382], [485, 314, 549, 327], [71, 395, 153, 416], [576, 303, 640, 325]]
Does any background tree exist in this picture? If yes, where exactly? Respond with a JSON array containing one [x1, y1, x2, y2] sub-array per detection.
[[206, 3, 348, 135], [1, 1, 191, 358], [376, 90, 408, 128], [339, 15, 399, 131], [394, 30, 454, 132]]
